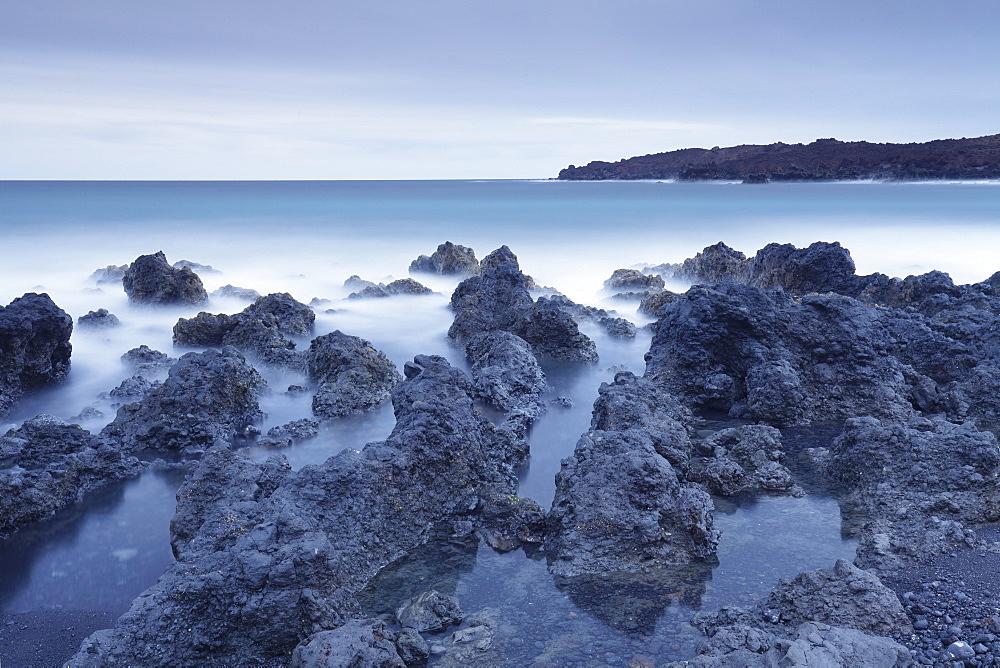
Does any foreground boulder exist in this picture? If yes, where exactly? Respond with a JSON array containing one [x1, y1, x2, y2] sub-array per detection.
[[291, 619, 404, 668], [0, 293, 73, 417], [827, 416, 1000, 570], [449, 246, 597, 362], [409, 241, 480, 276], [645, 282, 929, 426], [0, 415, 142, 538], [70, 355, 529, 664], [308, 331, 401, 419], [546, 372, 716, 577], [122, 251, 207, 304], [101, 347, 266, 454], [466, 331, 548, 419], [683, 559, 911, 666]]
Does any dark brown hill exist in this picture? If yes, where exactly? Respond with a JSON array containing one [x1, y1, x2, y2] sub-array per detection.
[[558, 134, 1000, 182]]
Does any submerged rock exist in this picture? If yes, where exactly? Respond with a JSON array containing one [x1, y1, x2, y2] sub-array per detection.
[[122, 251, 207, 305], [0, 415, 142, 538], [101, 346, 266, 454], [308, 331, 401, 419], [77, 308, 121, 329], [409, 241, 480, 276], [395, 589, 464, 633], [70, 354, 528, 664], [0, 292, 73, 418]]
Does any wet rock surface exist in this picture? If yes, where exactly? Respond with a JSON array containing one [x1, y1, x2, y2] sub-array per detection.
[[0, 415, 143, 538], [690, 425, 800, 496], [348, 277, 433, 298], [465, 330, 548, 419], [100, 346, 266, 454], [0, 292, 73, 418], [122, 251, 207, 305], [120, 344, 175, 376], [70, 354, 529, 665], [291, 618, 405, 667]]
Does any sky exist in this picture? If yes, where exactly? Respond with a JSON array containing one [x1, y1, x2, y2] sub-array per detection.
[[2, 0, 999, 179]]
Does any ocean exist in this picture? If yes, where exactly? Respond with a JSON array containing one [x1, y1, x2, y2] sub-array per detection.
[[0, 179, 997, 662]]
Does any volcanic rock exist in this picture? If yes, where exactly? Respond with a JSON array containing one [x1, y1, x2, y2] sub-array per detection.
[[122, 251, 207, 305], [0, 293, 73, 418]]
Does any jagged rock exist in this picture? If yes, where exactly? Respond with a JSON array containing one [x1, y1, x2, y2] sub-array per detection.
[[517, 298, 598, 362], [0, 415, 142, 538], [101, 346, 266, 454], [0, 292, 73, 418], [394, 627, 429, 665], [409, 241, 480, 276], [120, 345, 175, 376], [77, 308, 121, 329], [69, 354, 527, 664], [171, 446, 291, 559], [433, 608, 504, 666], [547, 372, 716, 577], [211, 284, 261, 300], [291, 619, 404, 668], [604, 268, 665, 293], [122, 251, 207, 305], [540, 294, 636, 339], [448, 246, 598, 361], [172, 260, 218, 274], [638, 289, 681, 318], [344, 275, 377, 290], [107, 375, 157, 403], [448, 246, 535, 344], [255, 418, 320, 449], [747, 241, 861, 295], [174, 293, 314, 368], [827, 416, 1000, 569], [308, 331, 401, 419], [89, 264, 128, 284], [465, 331, 547, 418], [664, 241, 750, 285], [678, 621, 910, 667], [395, 590, 464, 632], [645, 282, 929, 426], [349, 278, 433, 299], [691, 425, 799, 495]]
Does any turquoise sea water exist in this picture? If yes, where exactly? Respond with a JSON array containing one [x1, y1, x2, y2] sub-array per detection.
[[0, 179, 997, 662]]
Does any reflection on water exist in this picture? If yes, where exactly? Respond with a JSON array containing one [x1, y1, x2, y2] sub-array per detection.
[[0, 470, 181, 615], [356, 490, 855, 664]]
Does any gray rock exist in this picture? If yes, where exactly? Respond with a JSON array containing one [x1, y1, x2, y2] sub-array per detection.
[[638, 289, 682, 318], [409, 241, 480, 276], [89, 264, 128, 284], [69, 354, 527, 664], [308, 331, 401, 419], [101, 346, 266, 454], [645, 282, 927, 426], [0, 292, 73, 418], [394, 627, 429, 665], [448, 246, 598, 362], [348, 278, 434, 299], [692, 425, 799, 495], [748, 241, 861, 295], [172, 260, 219, 274], [0, 415, 142, 538], [77, 308, 121, 329], [120, 345, 175, 376], [122, 251, 207, 305], [291, 619, 404, 668], [107, 375, 157, 402], [604, 268, 665, 293], [827, 416, 1000, 570], [547, 373, 717, 577], [211, 284, 261, 300], [395, 590, 464, 633], [255, 418, 321, 449], [465, 331, 547, 418], [434, 608, 503, 666]]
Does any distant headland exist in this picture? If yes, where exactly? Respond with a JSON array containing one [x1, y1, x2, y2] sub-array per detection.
[[557, 134, 1000, 182]]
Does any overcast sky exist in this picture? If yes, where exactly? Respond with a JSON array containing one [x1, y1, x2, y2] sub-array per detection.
[[2, 0, 998, 179]]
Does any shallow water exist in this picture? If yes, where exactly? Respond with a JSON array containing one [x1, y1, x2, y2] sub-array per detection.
[[1, 179, 995, 659]]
